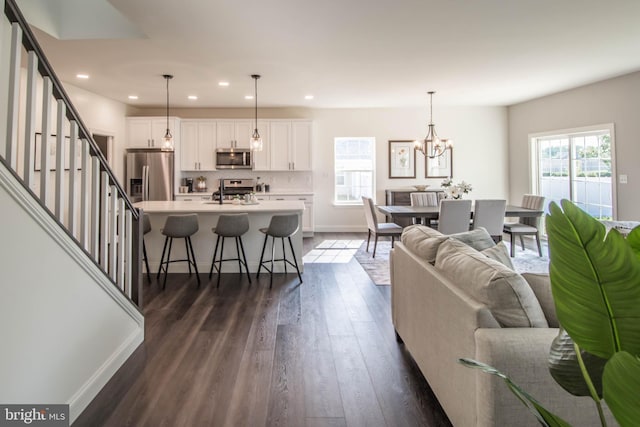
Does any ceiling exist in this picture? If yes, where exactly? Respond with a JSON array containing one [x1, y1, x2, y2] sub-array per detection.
[[16, 0, 640, 109]]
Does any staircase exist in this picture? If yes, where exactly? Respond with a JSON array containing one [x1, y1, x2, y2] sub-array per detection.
[[1, 0, 144, 422]]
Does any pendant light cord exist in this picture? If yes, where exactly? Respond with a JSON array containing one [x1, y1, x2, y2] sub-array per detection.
[[163, 74, 173, 136]]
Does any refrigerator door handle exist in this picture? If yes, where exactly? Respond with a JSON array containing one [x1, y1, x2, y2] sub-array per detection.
[[142, 165, 149, 201]]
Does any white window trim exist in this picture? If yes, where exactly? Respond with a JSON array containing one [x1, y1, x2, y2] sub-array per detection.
[[528, 123, 617, 219], [333, 137, 376, 206]]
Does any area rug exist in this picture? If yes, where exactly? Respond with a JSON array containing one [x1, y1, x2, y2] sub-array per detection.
[[354, 240, 550, 286], [354, 241, 393, 285]]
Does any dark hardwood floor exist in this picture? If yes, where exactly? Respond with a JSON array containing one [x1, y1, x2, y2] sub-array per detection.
[[75, 232, 451, 427]]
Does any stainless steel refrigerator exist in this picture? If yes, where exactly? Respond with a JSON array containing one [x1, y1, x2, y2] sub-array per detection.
[[126, 148, 174, 202]]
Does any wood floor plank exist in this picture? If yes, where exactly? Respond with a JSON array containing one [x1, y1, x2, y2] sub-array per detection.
[[316, 264, 355, 337], [75, 233, 451, 427], [267, 324, 305, 427], [330, 335, 387, 427], [305, 417, 348, 427], [300, 265, 345, 419], [352, 321, 448, 427]]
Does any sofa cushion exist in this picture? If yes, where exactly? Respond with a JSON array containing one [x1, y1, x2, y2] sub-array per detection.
[[435, 239, 548, 328], [401, 225, 447, 263], [522, 273, 558, 327], [450, 227, 496, 251], [481, 241, 514, 269]]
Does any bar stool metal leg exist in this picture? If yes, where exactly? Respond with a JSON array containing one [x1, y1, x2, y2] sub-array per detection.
[[288, 236, 303, 283], [209, 214, 251, 288]]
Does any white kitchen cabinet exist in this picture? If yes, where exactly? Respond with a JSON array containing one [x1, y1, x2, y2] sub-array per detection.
[[180, 120, 216, 171], [291, 121, 313, 170], [216, 120, 253, 149], [126, 117, 179, 148], [269, 194, 314, 235], [269, 120, 313, 171], [269, 121, 291, 171]]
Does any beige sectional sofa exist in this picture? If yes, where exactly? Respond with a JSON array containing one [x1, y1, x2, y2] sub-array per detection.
[[390, 225, 613, 427]]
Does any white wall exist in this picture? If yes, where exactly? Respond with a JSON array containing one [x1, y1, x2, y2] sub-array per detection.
[[63, 82, 133, 183], [0, 163, 143, 423], [135, 105, 509, 231], [310, 107, 508, 231], [508, 71, 640, 220]]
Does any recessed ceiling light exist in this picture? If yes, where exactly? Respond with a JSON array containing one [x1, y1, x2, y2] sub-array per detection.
[[305, 95, 314, 100], [245, 95, 254, 100], [218, 81, 230, 87], [128, 95, 138, 100], [188, 95, 198, 100], [76, 73, 89, 79]]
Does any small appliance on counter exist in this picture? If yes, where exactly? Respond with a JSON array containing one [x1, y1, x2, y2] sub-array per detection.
[[212, 178, 255, 202]]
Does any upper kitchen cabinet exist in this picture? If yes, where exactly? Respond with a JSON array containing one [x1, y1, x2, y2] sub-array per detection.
[[180, 120, 216, 171], [291, 120, 313, 170], [126, 117, 180, 148], [216, 120, 253, 149], [252, 120, 271, 171], [270, 120, 312, 171]]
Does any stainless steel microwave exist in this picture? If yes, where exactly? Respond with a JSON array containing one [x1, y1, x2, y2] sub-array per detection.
[[215, 148, 252, 169]]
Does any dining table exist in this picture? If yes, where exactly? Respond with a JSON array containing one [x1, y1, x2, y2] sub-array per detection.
[[377, 204, 544, 223]]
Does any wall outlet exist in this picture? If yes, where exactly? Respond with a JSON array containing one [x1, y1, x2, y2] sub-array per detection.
[[619, 174, 628, 184]]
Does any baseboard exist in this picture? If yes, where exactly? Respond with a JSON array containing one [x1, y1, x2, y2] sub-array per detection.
[[313, 225, 368, 233], [68, 328, 144, 423]]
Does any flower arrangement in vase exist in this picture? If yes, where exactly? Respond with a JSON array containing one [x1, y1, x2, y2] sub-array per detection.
[[441, 178, 472, 199]]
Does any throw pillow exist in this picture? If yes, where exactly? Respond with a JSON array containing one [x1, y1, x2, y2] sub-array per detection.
[[435, 239, 548, 328], [481, 241, 514, 270], [401, 225, 447, 263], [522, 273, 558, 328], [450, 227, 496, 251]]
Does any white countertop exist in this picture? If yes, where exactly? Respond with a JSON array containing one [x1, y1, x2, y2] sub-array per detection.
[[135, 200, 305, 214]]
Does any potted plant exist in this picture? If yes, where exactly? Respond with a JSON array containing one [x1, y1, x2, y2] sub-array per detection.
[[460, 199, 640, 426]]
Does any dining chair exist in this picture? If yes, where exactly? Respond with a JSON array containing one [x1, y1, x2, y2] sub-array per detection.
[[472, 199, 507, 242], [503, 194, 545, 257], [410, 192, 439, 226], [437, 199, 472, 235], [362, 196, 403, 258]]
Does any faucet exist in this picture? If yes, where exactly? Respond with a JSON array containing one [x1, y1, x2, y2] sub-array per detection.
[[219, 178, 224, 205]]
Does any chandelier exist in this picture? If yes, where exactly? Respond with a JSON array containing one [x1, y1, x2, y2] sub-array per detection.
[[162, 74, 174, 150], [415, 91, 452, 158], [250, 74, 263, 151]]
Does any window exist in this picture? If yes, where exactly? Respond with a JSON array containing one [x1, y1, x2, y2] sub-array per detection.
[[531, 125, 615, 221], [334, 137, 375, 204]]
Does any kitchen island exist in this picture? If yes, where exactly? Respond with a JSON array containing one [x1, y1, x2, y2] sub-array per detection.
[[135, 200, 305, 274]]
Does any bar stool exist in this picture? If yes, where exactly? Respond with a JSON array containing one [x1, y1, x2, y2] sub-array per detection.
[[256, 214, 303, 288], [142, 213, 151, 281], [209, 213, 252, 288], [157, 214, 200, 289]]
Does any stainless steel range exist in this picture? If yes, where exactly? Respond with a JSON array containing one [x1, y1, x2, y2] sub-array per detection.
[[212, 178, 255, 201]]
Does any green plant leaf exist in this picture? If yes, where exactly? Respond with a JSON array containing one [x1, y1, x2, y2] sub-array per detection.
[[546, 200, 640, 359], [459, 358, 572, 427], [548, 329, 607, 397], [625, 226, 640, 262], [603, 351, 640, 426]]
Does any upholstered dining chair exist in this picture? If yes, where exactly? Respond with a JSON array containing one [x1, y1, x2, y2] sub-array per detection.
[[503, 194, 545, 257], [362, 196, 403, 258], [437, 199, 472, 235], [410, 192, 439, 226], [472, 199, 507, 242]]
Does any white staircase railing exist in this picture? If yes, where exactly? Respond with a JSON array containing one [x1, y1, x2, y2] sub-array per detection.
[[2, 0, 143, 307]]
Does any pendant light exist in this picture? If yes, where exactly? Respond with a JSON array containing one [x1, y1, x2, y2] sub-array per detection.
[[415, 91, 452, 158], [250, 74, 263, 151], [162, 74, 174, 150]]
